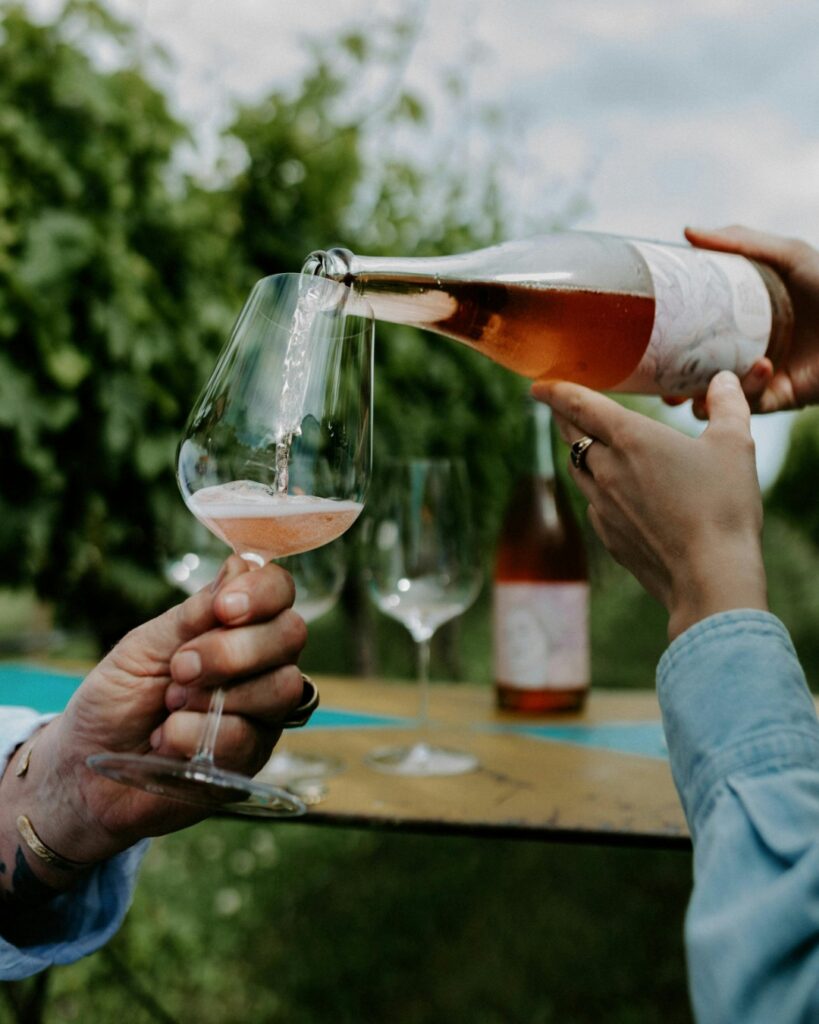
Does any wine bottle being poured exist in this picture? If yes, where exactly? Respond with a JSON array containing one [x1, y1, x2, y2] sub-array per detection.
[[304, 231, 793, 396]]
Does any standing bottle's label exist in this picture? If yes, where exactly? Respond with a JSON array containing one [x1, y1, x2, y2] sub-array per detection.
[[493, 581, 589, 690], [616, 241, 773, 395]]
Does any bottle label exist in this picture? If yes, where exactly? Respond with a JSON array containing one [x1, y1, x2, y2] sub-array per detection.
[[493, 581, 589, 690], [616, 241, 772, 394]]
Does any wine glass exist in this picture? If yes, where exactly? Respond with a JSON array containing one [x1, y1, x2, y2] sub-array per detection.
[[88, 273, 373, 816], [365, 458, 482, 775], [283, 540, 347, 626], [258, 540, 347, 789], [162, 519, 226, 596]]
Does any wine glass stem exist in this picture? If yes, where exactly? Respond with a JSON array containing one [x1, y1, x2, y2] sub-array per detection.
[[190, 552, 256, 767], [191, 686, 225, 766], [416, 637, 431, 732]]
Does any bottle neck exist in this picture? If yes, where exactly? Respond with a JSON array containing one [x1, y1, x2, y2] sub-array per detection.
[[303, 247, 355, 281], [304, 247, 459, 326], [305, 246, 499, 284]]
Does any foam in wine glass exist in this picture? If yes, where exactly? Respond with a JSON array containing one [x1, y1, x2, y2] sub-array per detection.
[[187, 480, 362, 562]]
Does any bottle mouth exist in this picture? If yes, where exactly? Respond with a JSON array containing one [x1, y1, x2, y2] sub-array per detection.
[[303, 247, 354, 282]]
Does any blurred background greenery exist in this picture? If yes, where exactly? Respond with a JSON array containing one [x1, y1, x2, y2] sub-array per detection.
[[0, 0, 533, 654], [2, 2, 819, 1021]]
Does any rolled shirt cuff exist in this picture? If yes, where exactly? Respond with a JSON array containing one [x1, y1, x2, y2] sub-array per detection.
[[657, 610, 819, 839], [0, 710, 149, 979]]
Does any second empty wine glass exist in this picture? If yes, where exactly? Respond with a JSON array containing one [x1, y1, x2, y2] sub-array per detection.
[[366, 458, 482, 776], [259, 541, 347, 788]]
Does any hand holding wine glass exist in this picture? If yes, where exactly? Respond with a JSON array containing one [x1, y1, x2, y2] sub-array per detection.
[[88, 273, 373, 816], [0, 555, 309, 902], [366, 458, 482, 776]]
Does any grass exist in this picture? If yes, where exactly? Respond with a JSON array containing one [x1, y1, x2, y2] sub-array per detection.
[[26, 826, 693, 1024]]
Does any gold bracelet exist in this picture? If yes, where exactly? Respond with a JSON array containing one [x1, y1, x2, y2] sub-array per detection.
[[16, 814, 88, 872], [15, 735, 38, 777]]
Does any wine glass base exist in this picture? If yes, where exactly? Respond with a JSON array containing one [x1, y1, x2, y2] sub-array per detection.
[[87, 753, 307, 818], [258, 750, 344, 784], [364, 741, 478, 777]]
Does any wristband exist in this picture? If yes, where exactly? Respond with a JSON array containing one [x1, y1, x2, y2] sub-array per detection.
[[15, 735, 37, 777], [16, 814, 89, 872]]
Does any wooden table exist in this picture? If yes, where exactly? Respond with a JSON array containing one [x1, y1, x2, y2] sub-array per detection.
[[262, 677, 689, 850], [0, 664, 689, 850]]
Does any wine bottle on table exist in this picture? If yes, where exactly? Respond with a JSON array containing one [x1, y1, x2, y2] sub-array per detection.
[[493, 400, 589, 713], [306, 231, 793, 396]]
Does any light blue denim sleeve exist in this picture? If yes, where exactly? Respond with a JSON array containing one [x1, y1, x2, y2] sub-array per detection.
[[0, 708, 149, 980], [657, 610, 819, 1024]]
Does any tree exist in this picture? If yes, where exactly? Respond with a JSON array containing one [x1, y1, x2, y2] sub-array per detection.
[[0, 0, 238, 645], [767, 410, 819, 545], [0, 2, 576, 653], [224, 23, 547, 551]]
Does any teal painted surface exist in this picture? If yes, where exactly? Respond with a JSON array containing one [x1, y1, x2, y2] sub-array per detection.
[[503, 721, 668, 761], [0, 664, 411, 729], [0, 663, 84, 713], [0, 665, 667, 757]]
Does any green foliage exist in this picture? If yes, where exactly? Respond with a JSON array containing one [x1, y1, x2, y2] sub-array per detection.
[[0, 1, 239, 643], [0, 2, 576, 647], [224, 22, 533, 552], [758, 411, 819, 681], [766, 408, 819, 546], [227, 67, 363, 275], [761, 513, 819, 685]]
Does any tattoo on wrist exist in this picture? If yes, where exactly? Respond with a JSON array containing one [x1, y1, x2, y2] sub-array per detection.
[[0, 847, 61, 907]]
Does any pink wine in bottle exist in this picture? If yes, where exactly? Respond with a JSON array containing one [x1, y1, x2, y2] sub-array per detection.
[[306, 231, 792, 396]]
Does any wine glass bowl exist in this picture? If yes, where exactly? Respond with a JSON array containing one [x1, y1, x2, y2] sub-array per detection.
[[365, 458, 482, 776], [177, 274, 372, 565], [88, 273, 373, 816]]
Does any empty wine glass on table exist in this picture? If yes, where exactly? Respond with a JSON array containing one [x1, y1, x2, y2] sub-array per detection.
[[258, 541, 347, 789], [163, 519, 226, 596], [366, 458, 483, 776], [88, 273, 373, 816], [284, 540, 347, 625]]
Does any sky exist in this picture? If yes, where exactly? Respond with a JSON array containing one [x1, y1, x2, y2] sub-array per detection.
[[27, 0, 819, 485]]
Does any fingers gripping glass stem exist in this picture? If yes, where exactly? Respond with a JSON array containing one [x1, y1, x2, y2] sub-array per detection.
[[191, 681, 225, 767]]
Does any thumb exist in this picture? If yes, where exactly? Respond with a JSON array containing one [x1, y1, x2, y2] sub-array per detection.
[[170, 554, 250, 646], [703, 371, 752, 438], [114, 555, 250, 667]]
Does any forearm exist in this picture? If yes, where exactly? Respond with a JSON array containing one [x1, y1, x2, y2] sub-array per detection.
[[0, 715, 149, 978], [667, 535, 768, 642], [658, 611, 818, 830], [0, 718, 119, 909], [659, 611, 819, 1021]]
